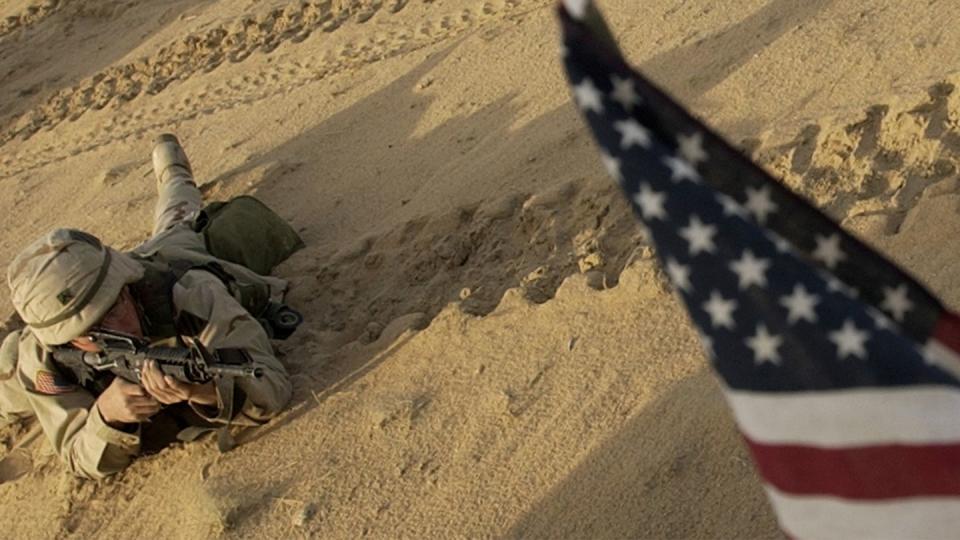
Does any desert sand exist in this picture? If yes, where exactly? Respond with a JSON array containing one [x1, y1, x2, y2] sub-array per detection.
[[2, 0, 960, 537]]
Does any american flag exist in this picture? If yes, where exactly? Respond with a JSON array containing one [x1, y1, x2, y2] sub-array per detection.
[[558, 1, 960, 537], [33, 368, 76, 395]]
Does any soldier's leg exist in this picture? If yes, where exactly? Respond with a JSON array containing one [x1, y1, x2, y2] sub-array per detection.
[[151, 134, 203, 237]]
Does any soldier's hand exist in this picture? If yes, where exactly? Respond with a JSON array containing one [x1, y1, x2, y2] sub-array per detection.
[[141, 360, 217, 406], [96, 377, 161, 426]]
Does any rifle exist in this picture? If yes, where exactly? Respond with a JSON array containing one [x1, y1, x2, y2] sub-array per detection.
[[51, 330, 262, 388]]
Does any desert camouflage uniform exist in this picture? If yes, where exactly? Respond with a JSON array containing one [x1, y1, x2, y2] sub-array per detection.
[[0, 330, 31, 425], [5, 136, 292, 479]]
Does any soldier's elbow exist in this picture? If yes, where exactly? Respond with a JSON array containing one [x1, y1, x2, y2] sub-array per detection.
[[64, 445, 130, 480], [64, 454, 117, 480]]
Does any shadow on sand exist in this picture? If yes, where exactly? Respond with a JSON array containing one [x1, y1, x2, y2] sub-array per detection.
[[506, 369, 780, 539]]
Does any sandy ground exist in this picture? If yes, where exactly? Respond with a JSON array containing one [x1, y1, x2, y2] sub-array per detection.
[[2, 0, 960, 537]]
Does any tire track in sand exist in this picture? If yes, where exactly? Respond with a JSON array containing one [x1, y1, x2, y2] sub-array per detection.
[[0, 0, 67, 41], [1, 0, 542, 180], [0, 0, 410, 147]]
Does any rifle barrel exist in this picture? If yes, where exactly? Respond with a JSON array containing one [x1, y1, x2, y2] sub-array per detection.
[[208, 364, 263, 379]]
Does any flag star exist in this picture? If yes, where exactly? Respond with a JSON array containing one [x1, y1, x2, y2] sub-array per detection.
[[678, 132, 708, 165], [600, 152, 622, 183], [881, 284, 913, 322], [666, 258, 692, 293], [770, 233, 791, 253], [869, 308, 893, 331], [662, 155, 701, 183], [746, 324, 782, 365], [563, 0, 589, 21], [780, 284, 819, 324], [744, 185, 777, 224], [813, 234, 846, 269], [718, 194, 748, 218], [679, 215, 718, 255], [730, 250, 770, 290], [633, 183, 667, 220], [614, 119, 652, 149], [698, 331, 715, 360], [573, 77, 604, 114], [610, 74, 641, 112], [829, 320, 870, 360], [825, 275, 857, 297], [703, 291, 737, 330]]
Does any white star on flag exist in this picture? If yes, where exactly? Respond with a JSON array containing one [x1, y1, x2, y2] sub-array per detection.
[[573, 78, 603, 113], [770, 233, 792, 253], [746, 324, 782, 365], [703, 291, 737, 329], [825, 274, 858, 297], [678, 132, 708, 165], [813, 233, 846, 269], [730, 250, 770, 290], [610, 74, 641, 111], [698, 331, 715, 360], [662, 155, 701, 183], [634, 183, 666, 220], [666, 258, 692, 293], [718, 194, 748, 218], [882, 284, 913, 322], [744, 185, 778, 224], [679, 215, 718, 255], [829, 319, 870, 359], [614, 119, 651, 149], [869, 308, 893, 331], [780, 284, 819, 324], [600, 152, 622, 183]]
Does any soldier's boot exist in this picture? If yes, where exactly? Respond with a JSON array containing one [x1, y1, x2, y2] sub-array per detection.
[[152, 133, 193, 188]]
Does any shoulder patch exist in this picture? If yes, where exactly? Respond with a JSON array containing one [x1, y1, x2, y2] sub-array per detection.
[[32, 369, 77, 395]]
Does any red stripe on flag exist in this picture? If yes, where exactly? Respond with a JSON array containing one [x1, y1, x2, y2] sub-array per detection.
[[932, 310, 960, 354], [746, 437, 960, 499]]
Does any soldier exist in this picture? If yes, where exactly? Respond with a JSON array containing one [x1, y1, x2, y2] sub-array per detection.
[[5, 135, 293, 479]]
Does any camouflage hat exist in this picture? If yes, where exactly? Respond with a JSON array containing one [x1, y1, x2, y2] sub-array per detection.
[[6, 229, 144, 346]]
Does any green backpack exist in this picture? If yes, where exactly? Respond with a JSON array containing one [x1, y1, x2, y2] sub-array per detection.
[[197, 195, 305, 275]]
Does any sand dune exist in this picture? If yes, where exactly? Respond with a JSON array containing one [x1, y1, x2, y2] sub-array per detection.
[[2, 0, 960, 537]]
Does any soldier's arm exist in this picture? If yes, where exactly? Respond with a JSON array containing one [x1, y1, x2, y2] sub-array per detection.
[[172, 270, 292, 423], [16, 334, 141, 479]]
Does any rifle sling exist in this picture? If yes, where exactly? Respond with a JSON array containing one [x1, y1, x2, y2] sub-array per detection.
[[215, 376, 236, 452]]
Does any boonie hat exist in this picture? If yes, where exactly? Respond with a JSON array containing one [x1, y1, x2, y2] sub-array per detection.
[[7, 229, 144, 346]]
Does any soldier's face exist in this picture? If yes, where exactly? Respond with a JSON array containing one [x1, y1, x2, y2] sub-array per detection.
[[70, 287, 144, 351], [96, 287, 143, 338]]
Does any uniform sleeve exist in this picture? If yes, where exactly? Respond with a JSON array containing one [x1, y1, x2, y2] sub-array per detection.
[[172, 270, 292, 424], [16, 332, 140, 479]]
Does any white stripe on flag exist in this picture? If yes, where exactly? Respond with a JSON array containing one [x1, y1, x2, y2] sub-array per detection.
[[727, 387, 960, 446], [766, 484, 960, 540]]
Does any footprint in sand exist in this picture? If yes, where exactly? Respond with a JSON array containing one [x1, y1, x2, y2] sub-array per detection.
[[755, 77, 960, 234], [0, 449, 32, 484]]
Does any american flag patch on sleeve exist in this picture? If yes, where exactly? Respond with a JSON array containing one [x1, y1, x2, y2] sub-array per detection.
[[33, 369, 76, 395]]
